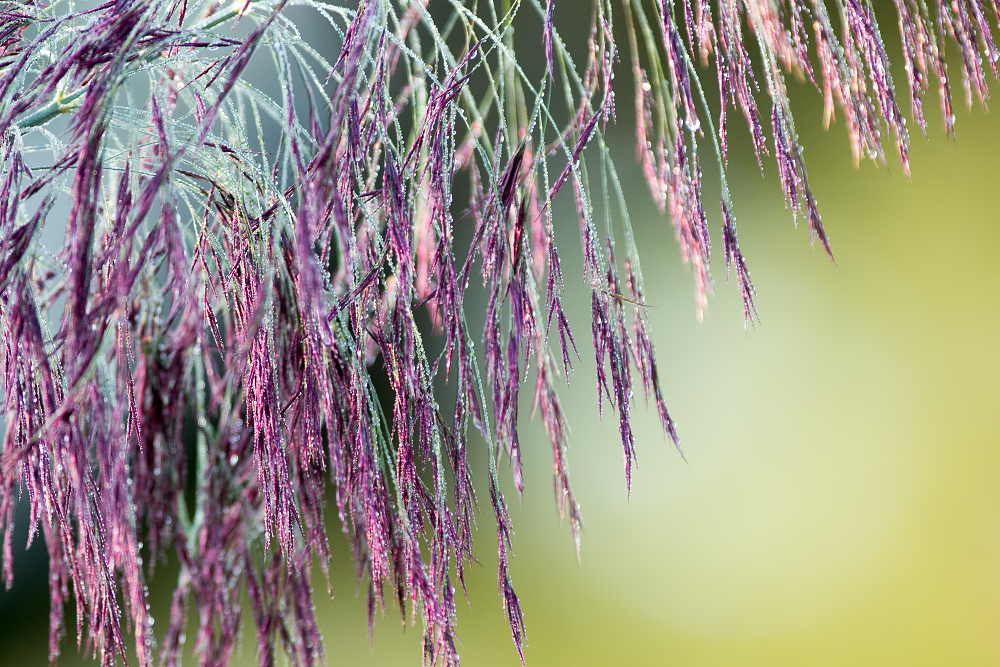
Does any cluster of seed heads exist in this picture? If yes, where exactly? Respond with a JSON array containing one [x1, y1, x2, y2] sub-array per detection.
[[0, 0, 994, 664]]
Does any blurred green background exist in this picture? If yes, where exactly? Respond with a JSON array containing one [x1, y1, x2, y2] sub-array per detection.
[[4, 11, 1000, 667]]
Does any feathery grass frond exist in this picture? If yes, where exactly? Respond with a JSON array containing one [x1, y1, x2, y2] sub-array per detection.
[[0, 0, 992, 664]]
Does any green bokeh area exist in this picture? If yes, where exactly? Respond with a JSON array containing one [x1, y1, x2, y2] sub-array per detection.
[[4, 36, 1000, 667]]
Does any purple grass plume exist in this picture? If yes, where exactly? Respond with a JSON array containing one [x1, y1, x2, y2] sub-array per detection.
[[0, 0, 993, 664]]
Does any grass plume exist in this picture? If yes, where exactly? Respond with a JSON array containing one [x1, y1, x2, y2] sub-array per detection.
[[0, 0, 994, 664]]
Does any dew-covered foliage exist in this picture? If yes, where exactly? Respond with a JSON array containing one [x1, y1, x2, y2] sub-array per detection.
[[0, 0, 994, 664]]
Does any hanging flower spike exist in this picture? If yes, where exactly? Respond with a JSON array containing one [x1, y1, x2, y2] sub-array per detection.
[[2, 0, 997, 664]]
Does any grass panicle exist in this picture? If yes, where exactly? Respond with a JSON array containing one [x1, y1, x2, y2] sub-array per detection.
[[0, 0, 994, 664]]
